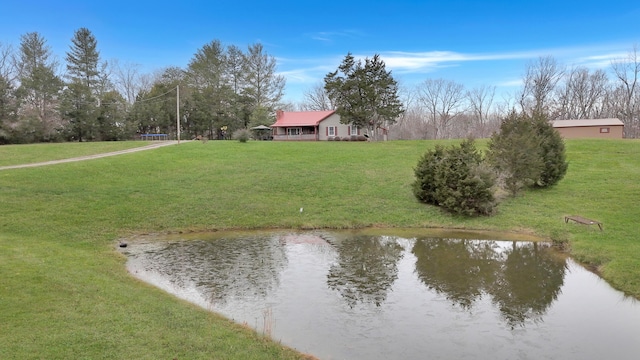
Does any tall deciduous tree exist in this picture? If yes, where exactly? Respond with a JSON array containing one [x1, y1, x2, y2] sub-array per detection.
[[556, 67, 609, 120], [0, 42, 17, 142], [243, 43, 285, 116], [14, 32, 63, 142], [416, 78, 467, 139], [301, 83, 335, 111], [518, 56, 564, 117], [325, 53, 403, 140], [611, 46, 640, 138]]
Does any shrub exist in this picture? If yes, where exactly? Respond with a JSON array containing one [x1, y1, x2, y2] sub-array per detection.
[[531, 113, 568, 187], [487, 111, 568, 195], [487, 112, 543, 196], [412, 145, 445, 205], [232, 129, 251, 143], [413, 139, 496, 216]]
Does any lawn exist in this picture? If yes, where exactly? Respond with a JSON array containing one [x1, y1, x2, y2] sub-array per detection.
[[0, 138, 638, 359]]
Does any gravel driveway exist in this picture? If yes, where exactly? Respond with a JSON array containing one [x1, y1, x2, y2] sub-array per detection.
[[0, 141, 182, 171]]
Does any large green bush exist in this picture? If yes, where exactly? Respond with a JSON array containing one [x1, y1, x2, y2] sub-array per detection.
[[487, 111, 568, 195], [412, 145, 445, 205], [531, 113, 568, 187], [413, 139, 496, 216]]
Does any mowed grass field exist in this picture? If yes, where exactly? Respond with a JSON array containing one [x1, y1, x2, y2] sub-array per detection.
[[0, 138, 638, 359]]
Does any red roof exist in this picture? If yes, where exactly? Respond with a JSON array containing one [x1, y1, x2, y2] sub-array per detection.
[[271, 110, 336, 127]]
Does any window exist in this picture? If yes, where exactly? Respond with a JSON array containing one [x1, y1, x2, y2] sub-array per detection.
[[287, 127, 301, 136], [600, 127, 610, 133], [350, 124, 358, 135], [327, 126, 336, 136]]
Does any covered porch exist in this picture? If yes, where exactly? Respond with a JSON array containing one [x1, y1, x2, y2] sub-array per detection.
[[271, 126, 319, 141]]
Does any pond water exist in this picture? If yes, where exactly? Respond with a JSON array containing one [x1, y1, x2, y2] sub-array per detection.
[[122, 230, 640, 360]]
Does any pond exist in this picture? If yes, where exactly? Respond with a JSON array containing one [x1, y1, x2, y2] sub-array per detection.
[[121, 230, 640, 360]]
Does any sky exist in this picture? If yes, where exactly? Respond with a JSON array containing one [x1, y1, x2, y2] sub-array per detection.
[[2, 0, 639, 104]]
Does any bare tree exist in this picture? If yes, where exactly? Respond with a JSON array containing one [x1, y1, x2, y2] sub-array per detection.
[[416, 78, 467, 139], [610, 45, 640, 138], [518, 56, 564, 116], [111, 59, 143, 105], [467, 85, 497, 137], [300, 83, 334, 111], [556, 67, 610, 120], [0, 42, 15, 82], [243, 43, 285, 111]]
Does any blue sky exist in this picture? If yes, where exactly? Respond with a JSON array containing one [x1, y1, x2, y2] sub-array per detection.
[[2, 1, 639, 104]]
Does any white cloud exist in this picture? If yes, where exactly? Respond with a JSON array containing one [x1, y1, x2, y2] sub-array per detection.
[[279, 43, 636, 103]]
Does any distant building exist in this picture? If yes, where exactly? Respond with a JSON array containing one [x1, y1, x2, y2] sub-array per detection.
[[552, 118, 624, 139], [270, 110, 364, 141]]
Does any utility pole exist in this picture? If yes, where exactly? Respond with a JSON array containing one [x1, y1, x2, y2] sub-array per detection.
[[176, 85, 180, 144]]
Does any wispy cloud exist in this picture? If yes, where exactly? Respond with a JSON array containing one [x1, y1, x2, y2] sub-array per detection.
[[306, 29, 365, 43], [278, 43, 636, 101]]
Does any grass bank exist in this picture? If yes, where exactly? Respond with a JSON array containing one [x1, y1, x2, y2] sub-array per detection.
[[0, 139, 638, 359]]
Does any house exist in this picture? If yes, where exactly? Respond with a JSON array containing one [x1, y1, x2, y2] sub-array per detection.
[[552, 118, 625, 139], [270, 110, 364, 141]]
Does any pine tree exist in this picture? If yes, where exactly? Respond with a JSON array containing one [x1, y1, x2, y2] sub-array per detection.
[[413, 139, 496, 216], [63, 28, 102, 141], [325, 53, 404, 140], [65, 27, 100, 89], [531, 112, 568, 187], [487, 112, 544, 196], [14, 32, 63, 142]]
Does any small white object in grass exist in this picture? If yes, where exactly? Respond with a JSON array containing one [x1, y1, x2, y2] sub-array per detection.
[[300, 207, 303, 213]]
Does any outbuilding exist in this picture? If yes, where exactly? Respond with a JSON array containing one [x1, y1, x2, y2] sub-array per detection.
[[552, 118, 624, 139]]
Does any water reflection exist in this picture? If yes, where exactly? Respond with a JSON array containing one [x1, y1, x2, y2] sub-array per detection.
[[413, 239, 565, 327], [123, 231, 640, 360], [133, 235, 287, 306], [327, 235, 403, 307]]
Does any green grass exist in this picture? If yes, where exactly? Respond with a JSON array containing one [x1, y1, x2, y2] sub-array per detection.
[[0, 141, 154, 166], [1, 138, 639, 359]]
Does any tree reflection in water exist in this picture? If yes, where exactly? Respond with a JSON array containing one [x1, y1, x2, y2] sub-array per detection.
[[140, 235, 287, 307], [412, 238, 566, 327], [327, 235, 404, 307], [489, 241, 566, 327], [131, 233, 567, 329]]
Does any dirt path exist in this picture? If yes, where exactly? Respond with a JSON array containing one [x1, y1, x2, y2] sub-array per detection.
[[0, 141, 184, 171]]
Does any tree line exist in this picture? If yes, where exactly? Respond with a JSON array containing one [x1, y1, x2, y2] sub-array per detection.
[[302, 48, 640, 140], [1, 28, 638, 144], [0, 29, 285, 143]]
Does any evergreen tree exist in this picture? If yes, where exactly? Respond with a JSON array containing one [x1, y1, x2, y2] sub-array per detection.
[[531, 112, 568, 187], [65, 27, 100, 89], [325, 53, 404, 139], [186, 40, 235, 138], [413, 139, 496, 216], [0, 73, 17, 143], [412, 144, 446, 205], [487, 112, 544, 196], [62, 28, 104, 141], [14, 32, 63, 142]]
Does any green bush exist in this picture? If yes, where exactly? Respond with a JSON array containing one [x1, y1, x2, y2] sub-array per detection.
[[412, 145, 445, 205], [531, 113, 568, 187], [487, 111, 568, 195], [413, 139, 496, 216]]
